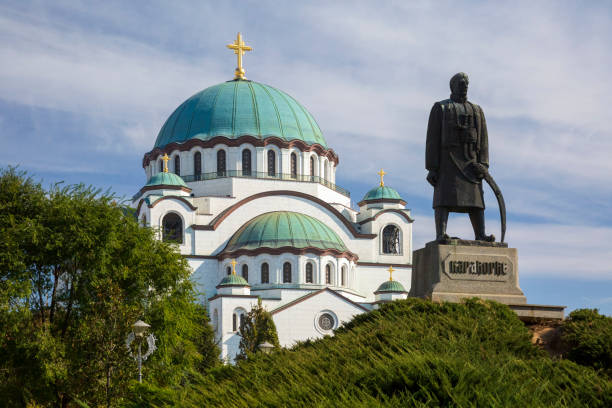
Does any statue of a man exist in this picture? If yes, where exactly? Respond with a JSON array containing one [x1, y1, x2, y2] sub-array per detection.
[[426, 73, 495, 242]]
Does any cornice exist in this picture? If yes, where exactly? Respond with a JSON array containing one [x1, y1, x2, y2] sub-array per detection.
[[357, 209, 415, 225]]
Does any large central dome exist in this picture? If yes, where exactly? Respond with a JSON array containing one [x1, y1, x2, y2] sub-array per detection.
[[154, 80, 327, 149]]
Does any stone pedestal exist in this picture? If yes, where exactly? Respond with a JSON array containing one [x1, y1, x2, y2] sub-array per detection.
[[410, 240, 527, 305]]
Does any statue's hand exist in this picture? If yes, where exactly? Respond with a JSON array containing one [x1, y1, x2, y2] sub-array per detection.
[[426, 170, 438, 187], [472, 163, 487, 179]]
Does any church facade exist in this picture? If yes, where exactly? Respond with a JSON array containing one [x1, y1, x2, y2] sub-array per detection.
[[132, 34, 414, 361]]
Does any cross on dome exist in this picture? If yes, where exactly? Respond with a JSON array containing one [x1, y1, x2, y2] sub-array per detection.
[[388, 265, 394, 281], [162, 153, 170, 173], [230, 259, 237, 275], [226, 32, 252, 80], [377, 168, 387, 187]]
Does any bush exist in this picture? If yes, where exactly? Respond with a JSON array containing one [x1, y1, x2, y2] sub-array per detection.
[[562, 308, 612, 375]]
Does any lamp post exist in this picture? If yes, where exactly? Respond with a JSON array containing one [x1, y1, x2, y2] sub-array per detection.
[[126, 320, 156, 383], [133, 320, 149, 383], [257, 341, 274, 354]]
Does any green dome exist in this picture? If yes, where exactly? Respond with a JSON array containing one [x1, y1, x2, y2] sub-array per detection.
[[375, 280, 407, 293], [224, 211, 347, 253], [154, 80, 327, 149], [362, 186, 403, 202], [218, 274, 250, 287], [145, 172, 188, 188]]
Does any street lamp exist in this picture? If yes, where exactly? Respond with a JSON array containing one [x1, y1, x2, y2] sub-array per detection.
[[258, 341, 274, 354], [126, 319, 156, 383]]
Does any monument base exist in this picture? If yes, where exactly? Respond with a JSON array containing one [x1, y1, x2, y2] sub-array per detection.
[[410, 240, 527, 305]]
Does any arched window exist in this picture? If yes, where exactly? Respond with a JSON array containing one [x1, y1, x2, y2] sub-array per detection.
[[261, 263, 269, 284], [141, 215, 147, 226], [242, 264, 248, 282], [382, 225, 401, 254], [310, 156, 315, 180], [341, 266, 347, 286], [194, 151, 202, 180], [291, 152, 297, 178], [162, 213, 183, 243], [217, 150, 226, 176], [174, 155, 180, 176], [325, 264, 331, 284], [159, 159, 163, 173], [242, 149, 252, 176], [267, 150, 276, 177], [226, 266, 231, 275], [232, 313, 237, 332], [283, 262, 292, 283], [323, 160, 329, 181], [305, 262, 313, 283]]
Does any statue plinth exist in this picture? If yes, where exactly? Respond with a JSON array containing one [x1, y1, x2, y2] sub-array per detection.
[[410, 241, 527, 305]]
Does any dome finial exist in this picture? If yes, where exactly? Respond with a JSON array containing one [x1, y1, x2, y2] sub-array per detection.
[[230, 259, 237, 275], [377, 168, 386, 187], [162, 153, 170, 173], [226, 32, 252, 80], [388, 265, 394, 281]]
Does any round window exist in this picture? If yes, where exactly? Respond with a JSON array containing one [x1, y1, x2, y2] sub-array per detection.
[[318, 313, 335, 331]]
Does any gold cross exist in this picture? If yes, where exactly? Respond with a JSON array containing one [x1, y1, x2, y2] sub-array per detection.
[[388, 265, 394, 281], [230, 259, 237, 275], [227, 32, 252, 80], [377, 168, 386, 187], [162, 153, 169, 173]]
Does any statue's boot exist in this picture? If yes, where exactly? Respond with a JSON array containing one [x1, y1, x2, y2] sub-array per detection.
[[469, 209, 495, 242], [435, 207, 450, 242]]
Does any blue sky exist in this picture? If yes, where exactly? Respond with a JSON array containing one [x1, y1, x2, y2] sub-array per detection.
[[1, 1, 611, 315]]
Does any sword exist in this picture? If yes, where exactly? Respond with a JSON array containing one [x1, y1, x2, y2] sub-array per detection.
[[450, 152, 507, 243]]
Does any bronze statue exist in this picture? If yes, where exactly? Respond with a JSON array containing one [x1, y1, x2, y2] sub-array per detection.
[[426, 73, 506, 242]]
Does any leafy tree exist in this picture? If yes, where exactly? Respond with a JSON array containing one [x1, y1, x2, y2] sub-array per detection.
[[0, 167, 218, 407], [562, 308, 612, 375], [237, 298, 280, 359]]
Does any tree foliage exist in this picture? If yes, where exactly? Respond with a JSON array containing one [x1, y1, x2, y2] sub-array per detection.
[[127, 298, 611, 407], [562, 308, 612, 375], [0, 167, 218, 407], [237, 298, 280, 359]]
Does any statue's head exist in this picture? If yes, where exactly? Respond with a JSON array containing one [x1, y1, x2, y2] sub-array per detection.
[[450, 72, 469, 101]]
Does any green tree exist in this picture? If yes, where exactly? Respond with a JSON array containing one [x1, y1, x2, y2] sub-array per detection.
[[562, 308, 612, 376], [0, 167, 218, 407], [237, 298, 280, 359]]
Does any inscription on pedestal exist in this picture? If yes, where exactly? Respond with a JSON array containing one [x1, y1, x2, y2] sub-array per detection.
[[442, 253, 512, 282]]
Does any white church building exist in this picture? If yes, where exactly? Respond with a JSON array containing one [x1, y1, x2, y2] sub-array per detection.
[[132, 34, 414, 361]]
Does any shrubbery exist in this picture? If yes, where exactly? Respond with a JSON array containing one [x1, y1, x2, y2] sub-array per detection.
[[562, 308, 612, 376], [127, 298, 611, 407]]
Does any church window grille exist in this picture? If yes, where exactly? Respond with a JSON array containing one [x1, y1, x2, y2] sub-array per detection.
[[291, 152, 297, 178], [194, 152, 202, 179], [325, 264, 331, 284], [341, 266, 347, 286], [242, 149, 252, 176], [318, 313, 334, 331], [261, 263, 269, 283], [382, 225, 401, 254], [159, 159, 163, 173], [283, 262, 292, 283], [242, 264, 248, 282], [174, 155, 180, 176], [226, 266, 231, 275], [232, 313, 237, 332], [305, 263, 313, 283], [217, 150, 226, 176], [162, 213, 183, 243], [267, 150, 276, 177]]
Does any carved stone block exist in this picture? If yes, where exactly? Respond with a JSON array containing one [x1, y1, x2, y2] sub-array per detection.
[[410, 241, 527, 305]]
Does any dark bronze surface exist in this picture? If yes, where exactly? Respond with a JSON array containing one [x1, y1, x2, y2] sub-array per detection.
[[426, 73, 505, 242]]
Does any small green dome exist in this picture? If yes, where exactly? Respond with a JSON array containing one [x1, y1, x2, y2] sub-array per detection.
[[375, 280, 407, 293], [218, 274, 250, 287], [145, 172, 188, 188], [154, 80, 327, 149], [361, 186, 403, 202], [224, 211, 347, 253]]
